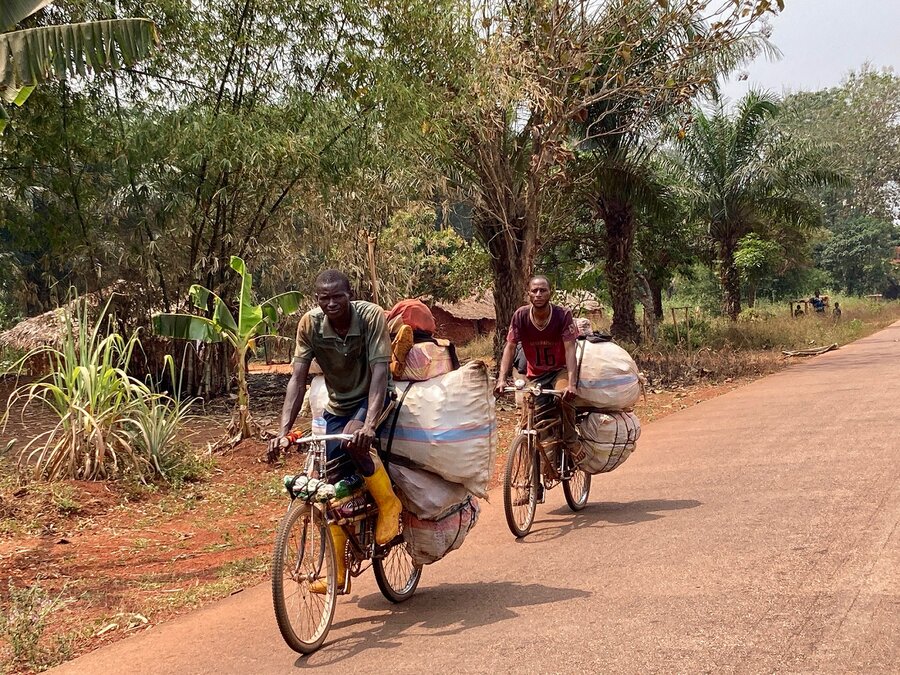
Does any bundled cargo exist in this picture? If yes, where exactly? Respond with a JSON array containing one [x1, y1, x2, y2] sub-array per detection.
[[306, 361, 497, 497], [573, 340, 641, 411], [396, 340, 455, 382], [389, 464, 469, 521], [573, 411, 641, 474], [402, 496, 480, 566]]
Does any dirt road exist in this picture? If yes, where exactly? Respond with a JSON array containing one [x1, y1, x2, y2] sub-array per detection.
[[53, 323, 900, 674]]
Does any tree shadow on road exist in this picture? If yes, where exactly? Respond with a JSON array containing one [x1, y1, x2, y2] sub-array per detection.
[[517, 498, 702, 545], [292, 580, 590, 668]]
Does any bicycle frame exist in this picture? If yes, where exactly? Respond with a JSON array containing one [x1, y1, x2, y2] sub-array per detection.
[[284, 433, 395, 594], [505, 382, 576, 486]]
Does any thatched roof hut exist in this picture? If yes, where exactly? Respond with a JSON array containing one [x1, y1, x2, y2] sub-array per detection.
[[0, 306, 69, 353], [0, 280, 148, 354]]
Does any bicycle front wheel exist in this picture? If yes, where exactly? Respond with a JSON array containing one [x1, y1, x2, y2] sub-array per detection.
[[373, 524, 422, 603], [563, 467, 591, 511], [503, 434, 539, 538], [271, 502, 336, 654]]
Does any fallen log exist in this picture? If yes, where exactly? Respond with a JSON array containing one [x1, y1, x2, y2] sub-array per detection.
[[782, 343, 838, 357]]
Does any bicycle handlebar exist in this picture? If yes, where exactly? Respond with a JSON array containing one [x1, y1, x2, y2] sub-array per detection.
[[500, 385, 565, 397], [279, 433, 354, 448]]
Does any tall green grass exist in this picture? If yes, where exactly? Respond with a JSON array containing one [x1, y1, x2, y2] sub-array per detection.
[[3, 298, 196, 482]]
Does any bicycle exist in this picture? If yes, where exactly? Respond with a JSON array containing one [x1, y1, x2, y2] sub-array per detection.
[[271, 433, 421, 654], [500, 380, 591, 538]]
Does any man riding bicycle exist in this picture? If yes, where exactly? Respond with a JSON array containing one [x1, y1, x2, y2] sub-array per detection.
[[494, 275, 579, 454], [268, 269, 402, 593]]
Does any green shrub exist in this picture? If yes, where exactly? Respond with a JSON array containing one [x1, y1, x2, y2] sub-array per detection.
[[3, 297, 197, 483]]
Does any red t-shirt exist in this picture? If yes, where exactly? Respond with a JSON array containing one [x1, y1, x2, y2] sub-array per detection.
[[506, 305, 577, 377]]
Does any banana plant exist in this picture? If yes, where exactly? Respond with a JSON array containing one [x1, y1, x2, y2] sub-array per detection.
[[1, 1, 159, 133], [153, 256, 303, 443]]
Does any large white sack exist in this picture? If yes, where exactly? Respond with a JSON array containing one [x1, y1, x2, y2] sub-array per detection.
[[389, 464, 469, 521], [306, 361, 497, 497], [573, 340, 641, 411], [402, 497, 480, 566], [574, 411, 641, 474]]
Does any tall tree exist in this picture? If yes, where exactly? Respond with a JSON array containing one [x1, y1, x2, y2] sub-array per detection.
[[675, 91, 838, 319], [443, 0, 780, 355], [781, 66, 900, 222]]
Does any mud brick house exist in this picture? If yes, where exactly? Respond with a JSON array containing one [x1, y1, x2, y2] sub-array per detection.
[[429, 290, 604, 344], [430, 291, 497, 344]]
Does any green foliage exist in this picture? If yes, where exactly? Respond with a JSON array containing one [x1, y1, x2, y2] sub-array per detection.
[[3, 297, 194, 481], [377, 208, 489, 304], [781, 66, 900, 221], [154, 256, 300, 441], [0, 2, 158, 133], [817, 216, 896, 295], [675, 91, 840, 319]]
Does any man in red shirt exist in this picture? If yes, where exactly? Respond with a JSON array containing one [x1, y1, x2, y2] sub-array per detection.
[[494, 275, 579, 449]]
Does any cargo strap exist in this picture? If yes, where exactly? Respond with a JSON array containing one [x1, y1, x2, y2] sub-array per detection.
[[378, 381, 416, 471]]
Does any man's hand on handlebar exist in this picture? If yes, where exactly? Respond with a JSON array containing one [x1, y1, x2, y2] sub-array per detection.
[[563, 382, 578, 401], [493, 376, 509, 398], [267, 432, 289, 459], [342, 418, 376, 453]]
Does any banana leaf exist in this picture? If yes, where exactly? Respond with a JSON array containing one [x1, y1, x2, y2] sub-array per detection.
[[2, 0, 54, 31], [188, 284, 238, 335], [260, 291, 304, 328], [152, 314, 225, 344], [0, 19, 159, 91], [229, 256, 264, 338]]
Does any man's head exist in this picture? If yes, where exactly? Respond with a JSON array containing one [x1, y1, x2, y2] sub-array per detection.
[[527, 275, 552, 309], [314, 270, 353, 322]]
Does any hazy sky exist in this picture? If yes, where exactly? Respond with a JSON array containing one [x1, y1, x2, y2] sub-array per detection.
[[721, 0, 900, 102]]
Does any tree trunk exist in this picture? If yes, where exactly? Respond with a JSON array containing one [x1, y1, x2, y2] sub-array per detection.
[[636, 273, 657, 340], [483, 220, 531, 366], [747, 281, 757, 308], [601, 202, 641, 343], [719, 238, 741, 320], [648, 278, 664, 320], [228, 345, 257, 441]]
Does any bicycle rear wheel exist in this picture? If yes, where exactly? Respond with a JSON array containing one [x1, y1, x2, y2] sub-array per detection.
[[563, 466, 591, 511], [503, 434, 539, 538], [373, 522, 422, 603], [271, 502, 336, 654]]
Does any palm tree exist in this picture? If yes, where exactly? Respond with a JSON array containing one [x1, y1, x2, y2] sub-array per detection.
[[674, 91, 839, 319], [574, 6, 774, 342], [1, 1, 158, 133]]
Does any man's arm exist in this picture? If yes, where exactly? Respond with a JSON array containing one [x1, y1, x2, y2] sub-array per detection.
[[348, 361, 389, 450], [563, 339, 578, 399], [268, 359, 311, 454], [494, 341, 517, 396]]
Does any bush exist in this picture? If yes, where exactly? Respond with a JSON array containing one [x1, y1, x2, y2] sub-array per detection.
[[0, 579, 68, 669], [3, 298, 197, 483]]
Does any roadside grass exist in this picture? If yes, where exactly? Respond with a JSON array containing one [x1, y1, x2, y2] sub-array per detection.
[[637, 298, 900, 387]]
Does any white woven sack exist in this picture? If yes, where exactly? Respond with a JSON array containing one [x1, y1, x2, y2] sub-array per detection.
[[389, 464, 469, 521], [402, 497, 480, 566], [573, 340, 641, 411], [574, 411, 641, 474], [306, 361, 497, 497]]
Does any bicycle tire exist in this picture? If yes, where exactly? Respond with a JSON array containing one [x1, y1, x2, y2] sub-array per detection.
[[271, 502, 337, 654], [373, 522, 422, 603], [563, 468, 591, 511], [503, 434, 538, 538]]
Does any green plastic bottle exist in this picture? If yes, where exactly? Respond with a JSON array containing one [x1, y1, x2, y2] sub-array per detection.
[[333, 474, 364, 500]]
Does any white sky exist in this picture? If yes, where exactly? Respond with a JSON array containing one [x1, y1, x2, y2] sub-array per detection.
[[721, 0, 900, 102]]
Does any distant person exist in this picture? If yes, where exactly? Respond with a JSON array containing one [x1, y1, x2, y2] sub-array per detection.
[[495, 275, 579, 455], [794, 304, 804, 318], [810, 290, 826, 313], [833, 302, 842, 320]]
